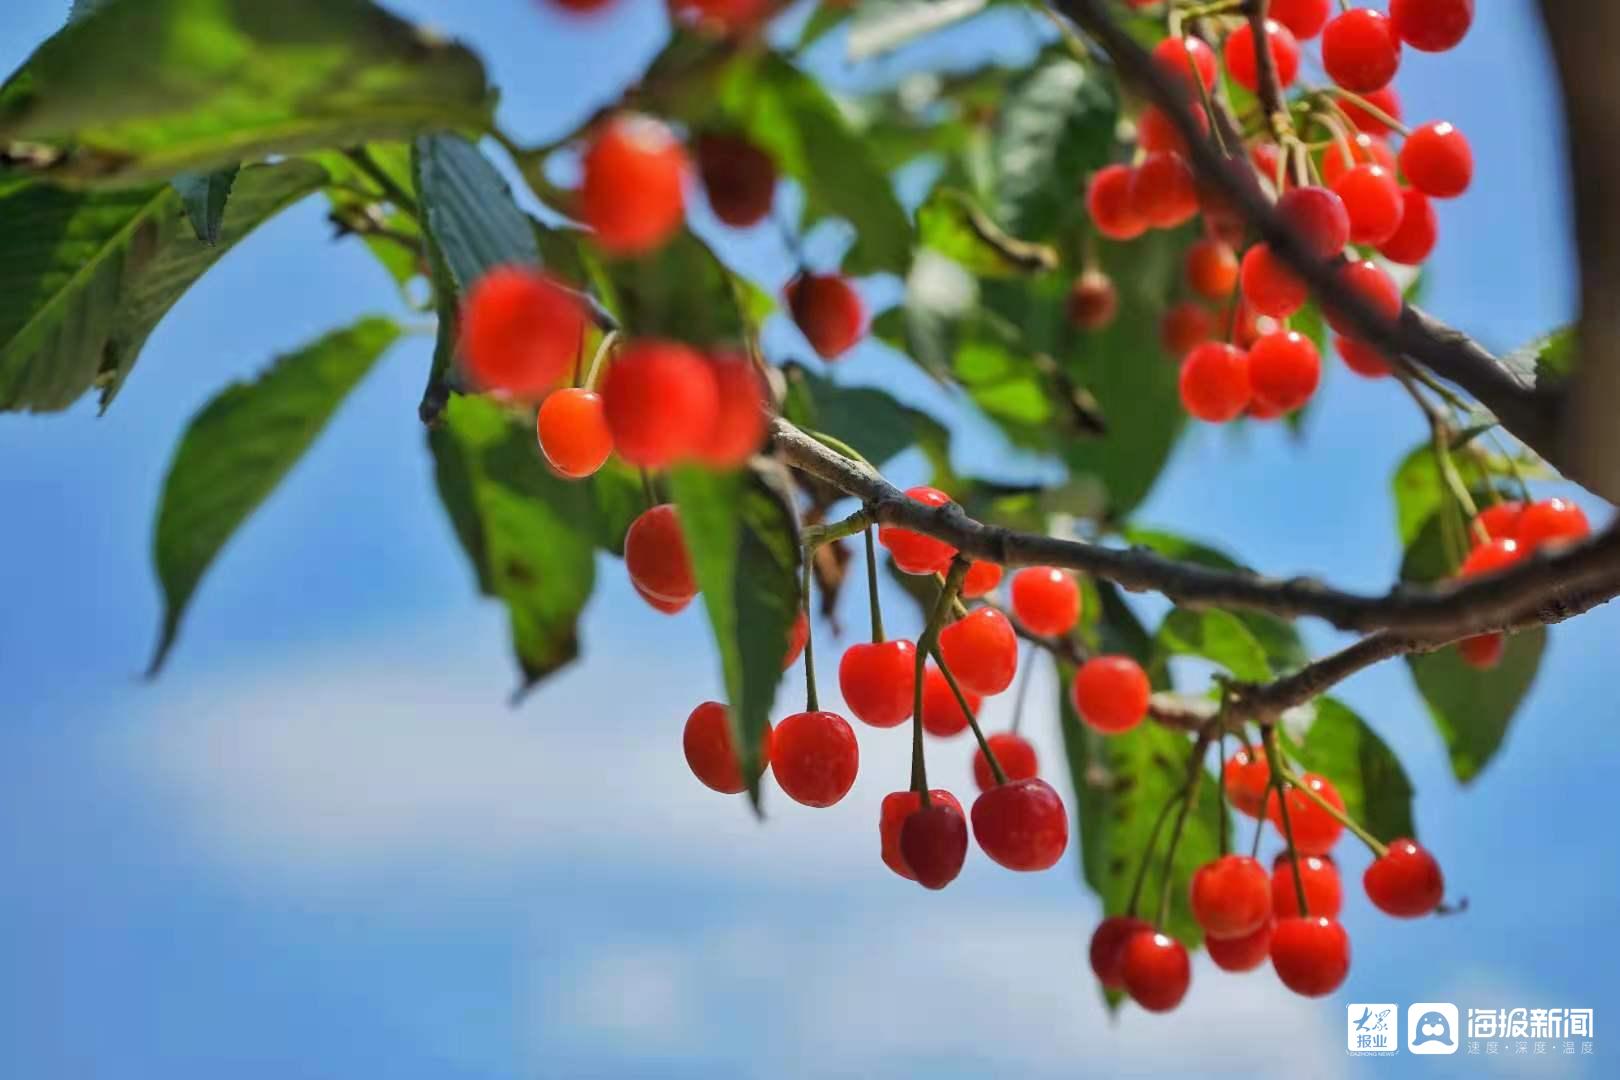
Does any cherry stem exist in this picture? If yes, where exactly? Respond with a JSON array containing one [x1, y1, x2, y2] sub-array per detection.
[[1277, 763, 1390, 857], [1127, 790, 1185, 918], [909, 558, 969, 805], [583, 329, 618, 390], [1216, 727, 1230, 856], [863, 526, 885, 643], [1009, 641, 1036, 735], [639, 468, 657, 510], [1155, 730, 1211, 929], [1262, 726, 1310, 917], [929, 643, 1006, 786], [800, 552, 819, 713]]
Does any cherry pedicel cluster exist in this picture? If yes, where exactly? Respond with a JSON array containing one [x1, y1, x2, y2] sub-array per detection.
[[1084, 0, 1476, 423]]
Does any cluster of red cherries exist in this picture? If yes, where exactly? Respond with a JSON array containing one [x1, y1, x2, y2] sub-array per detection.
[[1453, 495, 1591, 668], [1081, 0, 1475, 423]]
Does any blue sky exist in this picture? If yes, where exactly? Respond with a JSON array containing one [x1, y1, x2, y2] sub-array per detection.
[[0, 1, 1613, 1077]]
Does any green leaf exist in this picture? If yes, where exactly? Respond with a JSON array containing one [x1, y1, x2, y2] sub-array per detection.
[[0, 159, 325, 413], [602, 230, 753, 345], [1087, 580, 1168, 687], [1060, 672, 1224, 947], [1157, 608, 1272, 683], [916, 188, 1058, 279], [149, 317, 399, 673], [1281, 697, 1416, 842], [317, 144, 424, 288], [846, 0, 991, 60], [172, 165, 239, 246], [990, 55, 1116, 241], [1407, 628, 1546, 784], [780, 364, 947, 468], [430, 394, 602, 696], [1, 0, 491, 183], [1504, 325, 1576, 387], [670, 465, 801, 807], [413, 133, 537, 291]]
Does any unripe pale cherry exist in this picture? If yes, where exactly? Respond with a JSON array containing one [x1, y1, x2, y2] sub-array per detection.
[[1072, 655, 1152, 734], [601, 340, 720, 467], [460, 267, 586, 398], [786, 273, 865, 360], [1179, 341, 1252, 423], [580, 114, 687, 256], [537, 388, 613, 478], [877, 486, 958, 574], [1322, 9, 1402, 92], [770, 710, 859, 807], [1010, 567, 1081, 638], [972, 731, 1039, 793], [683, 701, 771, 794], [970, 777, 1069, 871], [939, 608, 1019, 696]]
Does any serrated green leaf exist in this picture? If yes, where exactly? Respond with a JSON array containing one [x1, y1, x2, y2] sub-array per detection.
[[1, 0, 490, 184], [670, 466, 800, 807], [990, 55, 1116, 241], [1504, 325, 1576, 387], [1157, 608, 1272, 683], [1282, 697, 1415, 842], [413, 133, 536, 291], [149, 317, 399, 673], [1408, 628, 1546, 784], [0, 159, 326, 413], [172, 165, 239, 246], [602, 230, 753, 345]]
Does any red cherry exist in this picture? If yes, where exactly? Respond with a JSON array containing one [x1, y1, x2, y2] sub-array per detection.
[[1185, 238, 1240, 300], [1321, 132, 1397, 188], [666, 0, 768, 34], [900, 800, 971, 889], [786, 273, 865, 360], [1401, 121, 1473, 198], [1190, 854, 1274, 939], [1458, 633, 1505, 670], [695, 132, 776, 228], [551, 0, 616, 13], [1087, 164, 1147, 241], [1161, 301, 1216, 358], [770, 710, 859, 807], [1089, 915, 1154, 989], [1459, 537, 1524, 577], [1207, 921, 1275, 973], [1516, 498, 1592, 552], [877, 486, 958, 574], [459, 267, 585, 397], [1271, 853, 1344, 918], [537, 388, 613, 478], [1010, 567, 1081, 638], [1266, 773, 1346, 855], [1072, 655, 1152, 734], [1224, 19, 1301, 93], [1240, 245, 1306, 319], [1151, 36, 1219, 96], [1324, 259, 1402, 339], [625, 504, 697, 608], [601, 340, 720, 467], [1233, 300, 1266, 350], [1269, 916, 1351, 996], [696, 352, 767, 468], [838, 639, 918, 729], [1390, 0, 1473, 52], [683, 701, 771, 794], [1340, 86, 1403, 134], [1276, 186, 1351, 259], [879, 789, 963, 881], [962, 561, 1004, 599], [1138, 104, 1208, 157], [1247, 396, 1286, 422], [1066, 270, 1118, 330], [1248, 330, 1321, 414], [633, 579, 690, 614], [1475, 501, 1526, 542], [1121, 931, 1191, 1011], [1130, 152, 1199, 230], [920, 663, 980, 737], [939, 609, 1018, 696], [1378, 188, 1438, 265], [1223, 747, 1271, 817], [580, 114, 687, 256], [1333, 164, 1405, 246], [972, 731, 1040, 793], [1179, 341, 1253, 423], [1322, 9, 1402, 92], [1364, 838, 1446, 916], [970, 777, 1069, 871], [782, 610, 809, 669], [1269, 0, 1332, 39], [1337, 334, 1393, 379]]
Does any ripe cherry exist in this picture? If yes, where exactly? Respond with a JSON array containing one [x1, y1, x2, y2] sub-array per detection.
[[1459, 536, 1524, 577], [537, 388, 613, 478], [695, 132, 776, 228], [962, 561, 1004, 599], [1458, 632, 1505, 670], [1269, 915, 1351, 997], [683, 701, 772, 794], [1151, 36, 1219, 96], [1321, 132, 1397, 187], [838, 639, 918, 728], [460, 267, 586, 397], [1516, 498, 1592, 552], [1378, 188, 1438, 265], [1072, 655, 1152, 734], [601, 340, 720, 467], [1248, 330, 1321, 414], [782, 610, 809, 669], [633, 580, 690, 614], [1269, 0, 1332, 39], [878, 486, 958, 574], [551, 0, 616, 13], [580, 114, 687, 256], [1207, 921, 1274, 973], [696, 352, 768, 468], [1267, 773, 1346, 855], [1341, 85, 1403, 134], [1324, 259, 1402, 339], [1474, 502, 1525, 542], [1277, 186, 1351, 259], [1089, 915, 1153, 989], [1224, 19, 1301, 93], [939, 608, 1019, 696], [1011, 567, 1081, 638], [1161, 302, 1216, 358], [1322, 9, 1402, 92], [921, 663, 980, 737], [1390, 0, 1473, 52], [1185, 238, 1240, 300], [1401, 121, 1473, 198], [1365, 838, 1446, 917], [770, 709, 859, 807], [1087, 164, 1147, 241], [1138, 104, 1208, 156], [1190, 854, 1274, 940], [1223, 746, 1271, 817], [900, 800, 971, 889], [970, 777, 1069, 871], [1179, 341, 1252, 423], [666, 0, 769, 35], [973, 732, 1040, 793], [1333, 164, 1405, 246], [880, 789, 963, 881], [625, 504, 697, 609], [1130, 152, 1199, 230], [1240, 245, 1307, 319], [786, 273, 865, 360], [1337, 335, 1392, 379], [1271, 853, 1344, 918], [1066, 270, 1118, 331], [1121, 931, 1191, 1012]]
